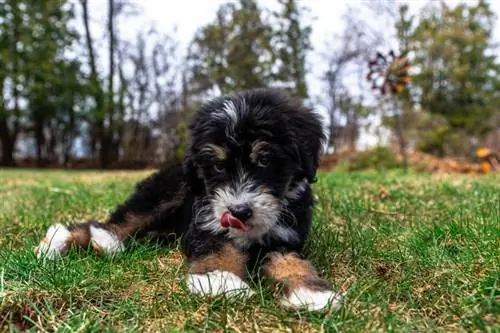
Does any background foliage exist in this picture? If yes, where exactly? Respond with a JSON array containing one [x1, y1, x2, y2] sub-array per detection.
[[0, 0, 499, 168]]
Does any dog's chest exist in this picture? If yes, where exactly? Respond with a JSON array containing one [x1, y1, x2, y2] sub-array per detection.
[[227, 223, 299, 250]]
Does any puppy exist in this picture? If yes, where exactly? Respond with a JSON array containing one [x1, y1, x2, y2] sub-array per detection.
[[35, 88, 343, 312]]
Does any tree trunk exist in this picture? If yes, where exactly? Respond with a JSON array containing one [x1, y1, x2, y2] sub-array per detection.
[[99, 133, 110, 169], [100, 0, 116, 169], [47, 121, 57, 164], [0, 77, 16, 166], [95, 119, 107, 168], [113, 33, 127, 164], [108, 0, 115, 112], [328, 103, 337, 154], [35, 121, 44, 167], [0, 118, 15, 166], [3, 5, 22, 167], [393, 99, 408, 172], [0, 142, 15, 167], [80, 0, 105, 167], [63, 100, 76, 168], [348, 113, 358, 152]]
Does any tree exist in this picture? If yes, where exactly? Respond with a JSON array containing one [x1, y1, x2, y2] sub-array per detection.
[[0, 0, 81, 166], [337, 91, 372, 151], [187, 0, 274, 96], [410, 0, 500, 155], [369, 5, 414, 171], [55, 60, 88, 167], [120, 28, 182, 165], [0, 0, 25, 166], [23, 0, 79, 166], [78, 0, 137, 168], [322, 7, 380, 153], [0, 0, 188, 168], [79, 0, 105, 165], [271, 0, 312, 98]]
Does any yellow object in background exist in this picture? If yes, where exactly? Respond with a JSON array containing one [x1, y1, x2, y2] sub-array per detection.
[[481, 161, 492, 173], [476, 147, 492, 158]]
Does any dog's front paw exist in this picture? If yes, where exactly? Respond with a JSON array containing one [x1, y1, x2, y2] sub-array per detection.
[[281, 287, 344, 312], [89, 225, 125, 256], [187, 270, 254, 297], [34, 224, 72, 259]]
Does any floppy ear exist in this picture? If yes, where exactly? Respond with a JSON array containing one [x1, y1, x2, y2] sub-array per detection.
[[294, 142, 321, 184], [291, 111, 326, 184], [183, 147, 204, 196]]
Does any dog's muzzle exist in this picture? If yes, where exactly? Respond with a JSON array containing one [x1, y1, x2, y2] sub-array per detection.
[[220, 204, 253, 231]]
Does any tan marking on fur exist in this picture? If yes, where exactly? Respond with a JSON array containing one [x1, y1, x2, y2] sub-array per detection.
[[250, 140, 270, 163], [201, 144, 227, 160], [111, 187, 185, 240], [257, 185, 272, 195], [70, 226, 91, 247], [90, 239, 105, 256], [262, 252, 331, 295], [108, 213, 150, 240], [188, 243, 248, 279]]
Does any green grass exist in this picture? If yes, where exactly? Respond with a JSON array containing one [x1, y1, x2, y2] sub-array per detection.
[[0, 169, 499, 332]]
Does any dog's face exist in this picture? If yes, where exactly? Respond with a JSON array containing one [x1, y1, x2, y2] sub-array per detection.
[[184, 89, 325, 243]]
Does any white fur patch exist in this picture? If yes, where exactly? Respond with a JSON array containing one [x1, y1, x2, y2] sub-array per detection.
[[284, 179, 308, 201], [281, 287, 343, 312], [89, 225, 124, 255], [35, 224, 72, 259], [187, 270, 254, 297], [195, 170, 303, 249], [212, 100, 239, 125], [207, 181, 282, 247], [222, 100, 238, 124]]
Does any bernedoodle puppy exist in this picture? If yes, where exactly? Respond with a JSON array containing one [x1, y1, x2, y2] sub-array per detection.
[[35, 88, 344, 312]]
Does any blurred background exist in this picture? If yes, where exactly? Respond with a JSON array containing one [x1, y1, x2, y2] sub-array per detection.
[[0, 0, 499, 172]]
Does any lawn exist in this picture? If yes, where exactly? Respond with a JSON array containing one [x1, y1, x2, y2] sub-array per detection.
[[0, 169, 498, 332]]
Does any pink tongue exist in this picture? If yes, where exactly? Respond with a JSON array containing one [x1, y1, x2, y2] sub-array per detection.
[[221, 212, 250, 231]]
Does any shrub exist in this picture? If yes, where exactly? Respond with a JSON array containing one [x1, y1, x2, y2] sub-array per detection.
[[347, 146, 402, 171]]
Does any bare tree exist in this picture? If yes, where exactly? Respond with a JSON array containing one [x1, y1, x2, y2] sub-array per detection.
[[79, 0, 104, 164], [0, 1, 22, 166], [115, 26, 182, 166], [322, 8, 382, 153]]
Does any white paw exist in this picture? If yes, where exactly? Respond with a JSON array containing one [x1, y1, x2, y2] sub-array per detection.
[[89, 225, 124, 255], [35, 224, 72, 259], [187, 270, 254, 297], [281, 287, 344, 312]]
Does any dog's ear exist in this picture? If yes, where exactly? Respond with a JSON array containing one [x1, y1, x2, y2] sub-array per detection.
[[294, 142, 321, 184], [304, 151, 321, 184], [183, 149, 204, 196], [290, 108, 326, 184]]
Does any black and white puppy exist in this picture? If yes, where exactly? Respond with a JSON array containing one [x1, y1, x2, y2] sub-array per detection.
[[35, 88, 343, 312]]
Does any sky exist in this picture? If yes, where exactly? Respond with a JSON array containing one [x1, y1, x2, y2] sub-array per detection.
[[94, 0, 382, 95], [104, 0, 500, 92], [82, 0, 500, 148]]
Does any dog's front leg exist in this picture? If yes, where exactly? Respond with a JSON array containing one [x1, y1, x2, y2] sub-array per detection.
[[35, 168, 185, 259], [261, 251, 343, 312], [185, 243, 254, 298]]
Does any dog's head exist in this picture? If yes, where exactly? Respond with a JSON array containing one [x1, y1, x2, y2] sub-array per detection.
[[184, 88, 326, 241]]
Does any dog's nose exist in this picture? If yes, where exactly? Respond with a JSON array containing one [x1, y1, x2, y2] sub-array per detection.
[[228, 205, 253, 222]]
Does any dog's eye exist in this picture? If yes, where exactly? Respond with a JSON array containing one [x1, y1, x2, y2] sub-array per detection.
[[213, 162, 225, 173], [257, 155, 270, 168]]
